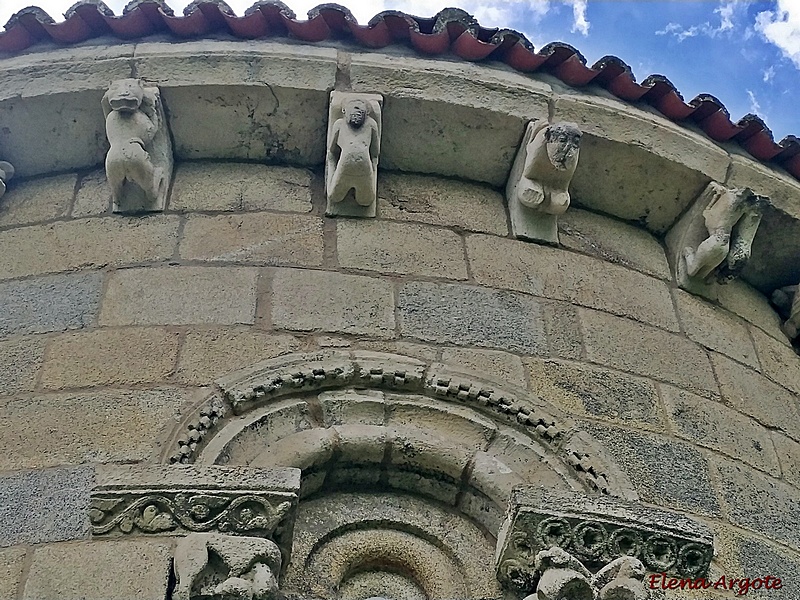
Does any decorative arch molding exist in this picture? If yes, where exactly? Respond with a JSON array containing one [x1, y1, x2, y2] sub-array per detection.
[[163, 350, 639, 503]]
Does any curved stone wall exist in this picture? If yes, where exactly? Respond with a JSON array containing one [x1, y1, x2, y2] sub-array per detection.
[[0, 39, 799, 600]]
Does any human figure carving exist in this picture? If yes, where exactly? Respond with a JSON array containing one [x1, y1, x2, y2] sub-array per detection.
[[325, 93, 381, 215], [174, 533, 281, 600], [530, 546, 595, 600], [772, 284, 800, 340], [103, 78, 171, 212], [0, 161, 14, 199], [517, 122, 582, 215], [592, 556, 649, 600], [682, 183, 766, 283]]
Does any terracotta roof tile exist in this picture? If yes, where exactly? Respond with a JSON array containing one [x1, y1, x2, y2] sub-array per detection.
[[2, 1, 799, 180]]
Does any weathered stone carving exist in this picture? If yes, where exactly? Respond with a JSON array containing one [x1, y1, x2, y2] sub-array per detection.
[[497, 487, 714, 595], [102, 78, 173, 213], [170, 395, 228, 464], [771, 284, 800, 341], [593, 556, 649, 600], [90, 465, 300, 560], [174, 533, 282, 600], [325, 91, 382, 218], [0, 161, 14, 199], [667, 181, 766, 298], [507, 120, 582, 245]]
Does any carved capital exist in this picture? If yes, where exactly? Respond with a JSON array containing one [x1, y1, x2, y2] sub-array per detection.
[[325, 91, 383, 218], [90, 465, 300, 564], [666, 181, 767, 299], [103, 79, 173, 213], [0, 160, 14, 199], [506, 120, 582, 245], [496, 487, 713, 595]]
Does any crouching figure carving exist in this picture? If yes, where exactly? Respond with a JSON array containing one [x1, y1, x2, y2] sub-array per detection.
[[522, 548, 650, 600], [174, 533, 281, 600], [0, 161, 14, 199], [772, 284, 800, 341], [507, 121, 582, 245], [103, 78, 173, 213], [325, 91, 382, 218]]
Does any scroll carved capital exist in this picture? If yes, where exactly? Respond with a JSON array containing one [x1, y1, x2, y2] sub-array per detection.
[[103, 78, 173, 213], [507, 120, 582, 245], [497, 487, 713, 596], [0, 160, 14, 199], [325, 91, 383, 218]]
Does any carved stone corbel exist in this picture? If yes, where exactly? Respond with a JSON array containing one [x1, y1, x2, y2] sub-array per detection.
[[666, 181, 767, 300], [506, 120, 582, 245], [325, 91, 383, 218], [174, 533, 282, 600], [771, 284, 800, 341], [0, 160, 14, 199], [496, 487, 713, 597], [102, 78, 173, 213]]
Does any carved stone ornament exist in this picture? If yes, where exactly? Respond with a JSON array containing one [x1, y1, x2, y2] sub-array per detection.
[[174, 533, 282, 600], [666, 181, 767, 299], [506, 120, 582, 245], [496, 487, 714, 595], [0, 160, 14, 199], [102, 78, 173, 213], [771, 284, 800, 341], [325, 91, 383, 218], [89, 465, 300, 561]]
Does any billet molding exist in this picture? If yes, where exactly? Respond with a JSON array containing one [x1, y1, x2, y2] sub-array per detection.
[[506, 120, 582, 245], [496, 487, 714, 595], [89, 465, 301, 563], [164, 351, 638, 501]]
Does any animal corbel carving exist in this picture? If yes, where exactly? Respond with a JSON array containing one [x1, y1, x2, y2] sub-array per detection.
[[592, 556, 649, 600], [507, 121, 582, 245], [771, 284, 800, 341], [102, 78, 173, 213], [0, 161, 14, 199], [174, 533, 282, 600], [325, 91, 382, 218], [529, 546, 595, 600]]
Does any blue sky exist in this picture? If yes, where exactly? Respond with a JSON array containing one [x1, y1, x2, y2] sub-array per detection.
[[2, 0, 798, 140]]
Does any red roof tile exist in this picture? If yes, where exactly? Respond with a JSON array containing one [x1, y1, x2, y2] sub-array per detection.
[[3, 0, 799, 181]]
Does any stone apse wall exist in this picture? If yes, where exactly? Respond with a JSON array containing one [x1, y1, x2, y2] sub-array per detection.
[[1, 39, 800, 600]]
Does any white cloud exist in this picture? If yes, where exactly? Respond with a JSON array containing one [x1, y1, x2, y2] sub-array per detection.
[[568, 0, 589, 36], [655, 0, 744, 42], [756, 0, 800, 69], [746, 89, 761, 114], [763, 65, 776, 82]]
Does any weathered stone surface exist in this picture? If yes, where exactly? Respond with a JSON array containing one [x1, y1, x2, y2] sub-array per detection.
[[181, 213, 323, 266], [467, 235, 679, 331], [272, 269, 395, 337], [0, 272, 103, 337], [100, 267, 258, 326], [526, 358, 663, 429], [737, 535, 800, 600], [585, 423, 721, 516], [673, 290, 759, 368], [542, 300, 583, 360], [354, 340, 439, 362], [40, 327, 180, 389], [715, 279, 787, 343], [0, 173, 75, 227], [72, 169, 111, 217], [711, 352, 800, 438], [0, 547, 25, 600], [337, 220, 467, 280], [23, 540, 172, 600], [377, 172, 507, 235], [0, 388, 197, 471], [558, 208, 671, 279], [441, 347, 526, 387], [169, 162, 313, 213], [579, 308, 718, 395], [749, 326, 800, 395], [0, 466, 92, 547], [711, 456, 800, 550], [772, 433, 800, 489], [177, 328, 300, 384], [0, 336, 45, 395], [0, 215, 179, 280], [660, 384, 779, 474], [398, 281, 546, 354]]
